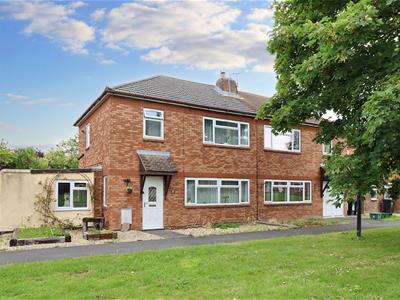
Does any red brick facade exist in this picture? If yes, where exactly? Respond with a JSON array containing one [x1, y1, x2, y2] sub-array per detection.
[[78, 95, 334, 230]]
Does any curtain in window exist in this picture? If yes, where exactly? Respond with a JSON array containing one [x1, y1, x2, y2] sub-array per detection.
[[145, 120, 161, 137], [197, 187, 218, 204], [215, 127, 239, 145], [220, 187, 240, 203]]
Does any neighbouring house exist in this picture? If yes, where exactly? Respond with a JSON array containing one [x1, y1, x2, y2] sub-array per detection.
[[75, 72, 354, 231], [0, 168, 97, 232]]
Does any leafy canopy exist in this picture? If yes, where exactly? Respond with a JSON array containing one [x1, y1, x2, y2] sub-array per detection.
[[258, 0, 400, 200], [0, 135, 78, 169]]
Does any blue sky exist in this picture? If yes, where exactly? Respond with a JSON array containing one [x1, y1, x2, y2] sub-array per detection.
[[0, 1, 276, 149]]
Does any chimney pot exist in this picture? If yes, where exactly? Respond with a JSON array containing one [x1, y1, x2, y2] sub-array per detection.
[[216, 72, 238, 94]]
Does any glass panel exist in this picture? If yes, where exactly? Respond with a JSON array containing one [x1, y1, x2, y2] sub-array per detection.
[[204, 119, 213, 142], [215, 127, 239, 145], [273, 186, 287, 202], [74, 182, 87, 188], [293, 130, 300, 150], [103, 177, 108, 206], [220, 187, 240, 203], [215, 120, 238, 128], [197, 187, 218, 204], [144, 109, 163, 119], [305, 182, 311, 201], [371, 188, 377, 200], [148, 186, 157, 203], [198, 180, 217, 185], [186, 180, 195, 203], [241, 181, 249, 203], [58, 182, 70, 208], [264, 126, 272, 148], [265, 181, 272, 202], [73, 190, 87, 208], [289, 186, 303, 202], [145, 119, 162, 137], [274, 181, 288, 186], [290, 182, 303, 186], [272, 132, 292, 151], [240, 123, 249, 145], [221, 180, 239, 186]]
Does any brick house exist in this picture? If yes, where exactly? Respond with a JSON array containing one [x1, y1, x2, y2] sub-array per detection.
[[75, 73, 348, 230]]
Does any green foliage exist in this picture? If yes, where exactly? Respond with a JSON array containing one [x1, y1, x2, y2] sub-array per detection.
[[259, 0, 400, 201], [18, 226, 66, 239], [0, 135, 78, 170], [13, 148, 49, 169], [212, 223, 241, 229], [0, 139, 14, 167]]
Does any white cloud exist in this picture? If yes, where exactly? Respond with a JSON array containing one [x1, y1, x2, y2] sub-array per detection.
[[247, 7, 274, 22], [3, 1, 94, 54], [4, 93, 56, 105], [0, 121, 10, 129], [90, 8, 106, 21], [100, 1, 274, 72]]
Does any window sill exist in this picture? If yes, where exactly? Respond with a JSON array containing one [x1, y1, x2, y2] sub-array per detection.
[[203, 143, 250, 150], [264, 149, 301, 155], [54, 208, 90, 212], [185, 203, 250, 208], [264, 202, 312, 206], [143, 137, 164, 143]]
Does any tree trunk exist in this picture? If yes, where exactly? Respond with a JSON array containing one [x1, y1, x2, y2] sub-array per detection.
[[356, 194, 362, 238]]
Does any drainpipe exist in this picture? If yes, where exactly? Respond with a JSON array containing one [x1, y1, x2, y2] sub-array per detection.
[[256, 119, 259, 221]]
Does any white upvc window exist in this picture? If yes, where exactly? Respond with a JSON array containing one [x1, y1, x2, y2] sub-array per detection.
[[203, 117, 249, 147], [143, 108, 164, 139], [264, 180, 312, 203], [370, 186, 378, 201], [56, 180, 89, 210], [185, 178, 250, 205], [85, 124, 90, 149], [264, 125, 300, 152], [322, 141, 334, 155], [384, 184, 392, 200], [103, 176, 108, 207]]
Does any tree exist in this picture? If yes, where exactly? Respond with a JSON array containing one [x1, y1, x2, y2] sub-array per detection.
[[46, 135, 79, 169], [13, 148, 49, 169], [258, 0, 400, 237], [0, 139, 14, 168]]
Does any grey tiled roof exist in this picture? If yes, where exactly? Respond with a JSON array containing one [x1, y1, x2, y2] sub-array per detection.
[[137, 150, 177, 174], [110, 75, 266, 115]]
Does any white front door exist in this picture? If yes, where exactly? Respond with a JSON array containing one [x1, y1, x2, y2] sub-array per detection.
[[142, 176, 164, 230], [323, 181, 344, 218]]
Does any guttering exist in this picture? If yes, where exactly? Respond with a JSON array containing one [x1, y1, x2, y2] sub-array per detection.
[[74, 89, 320, 128]]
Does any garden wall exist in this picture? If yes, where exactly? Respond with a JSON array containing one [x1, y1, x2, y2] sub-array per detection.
[[0, 169, 95, 232]]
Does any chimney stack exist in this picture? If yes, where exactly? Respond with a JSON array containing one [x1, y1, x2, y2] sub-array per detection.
[[216, 71, 238, 94]]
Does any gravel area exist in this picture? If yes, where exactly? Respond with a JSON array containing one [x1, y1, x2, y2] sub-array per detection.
[[173, 223, 286, 237], [0, 230, 162, 252]]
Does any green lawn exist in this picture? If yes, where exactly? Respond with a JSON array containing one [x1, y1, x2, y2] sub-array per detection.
[[17, 226, 66, 239], [1, 228, 400, 299]]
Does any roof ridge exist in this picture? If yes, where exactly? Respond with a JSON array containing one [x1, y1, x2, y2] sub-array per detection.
[[109, 75, 163, 89]]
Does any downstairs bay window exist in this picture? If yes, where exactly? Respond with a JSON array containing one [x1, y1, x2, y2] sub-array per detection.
[[185, 178, 249, 205], [56, 181, 88, 210], [264, 180, 311, 204]]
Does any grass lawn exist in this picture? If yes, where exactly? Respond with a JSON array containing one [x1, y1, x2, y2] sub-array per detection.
[[382, 214, 400, 221], [17, 226, 66, 239], [1, 228, 400, 299], [292, 216, 350, 227]]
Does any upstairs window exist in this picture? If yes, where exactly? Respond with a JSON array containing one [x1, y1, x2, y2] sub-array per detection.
[[264, 125, 300, 152], [370, 186, 378, 201], [103, 176, 108, 207], [322, 141, 333, 155], [203, 117, 249, 147], [143, 109, 164, 139], [85, 124, 90, 149], [56, 181, 88, 210]]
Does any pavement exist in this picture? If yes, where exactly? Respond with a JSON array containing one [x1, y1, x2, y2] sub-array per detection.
[[0, 219, 399, 266]]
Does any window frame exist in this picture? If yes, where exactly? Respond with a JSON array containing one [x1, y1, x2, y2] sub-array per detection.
[[85, 123, 90, 149], [103, 176, 108, 207], [264, 125, 301, 153], [55, 180, 89, 211], [322, 141, 334, 155], [185, 178, 250, 206], [143, 108, 164, 140], [264, 180, 312, 204], [370, 186, 378, 201], [203, 117, 250, 147]]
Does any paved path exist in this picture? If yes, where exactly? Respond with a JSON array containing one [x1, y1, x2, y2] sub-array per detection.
[[0, 220, 399, 266]]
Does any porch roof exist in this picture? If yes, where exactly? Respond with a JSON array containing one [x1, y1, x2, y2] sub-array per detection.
[[137, 150, 177, 175]]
